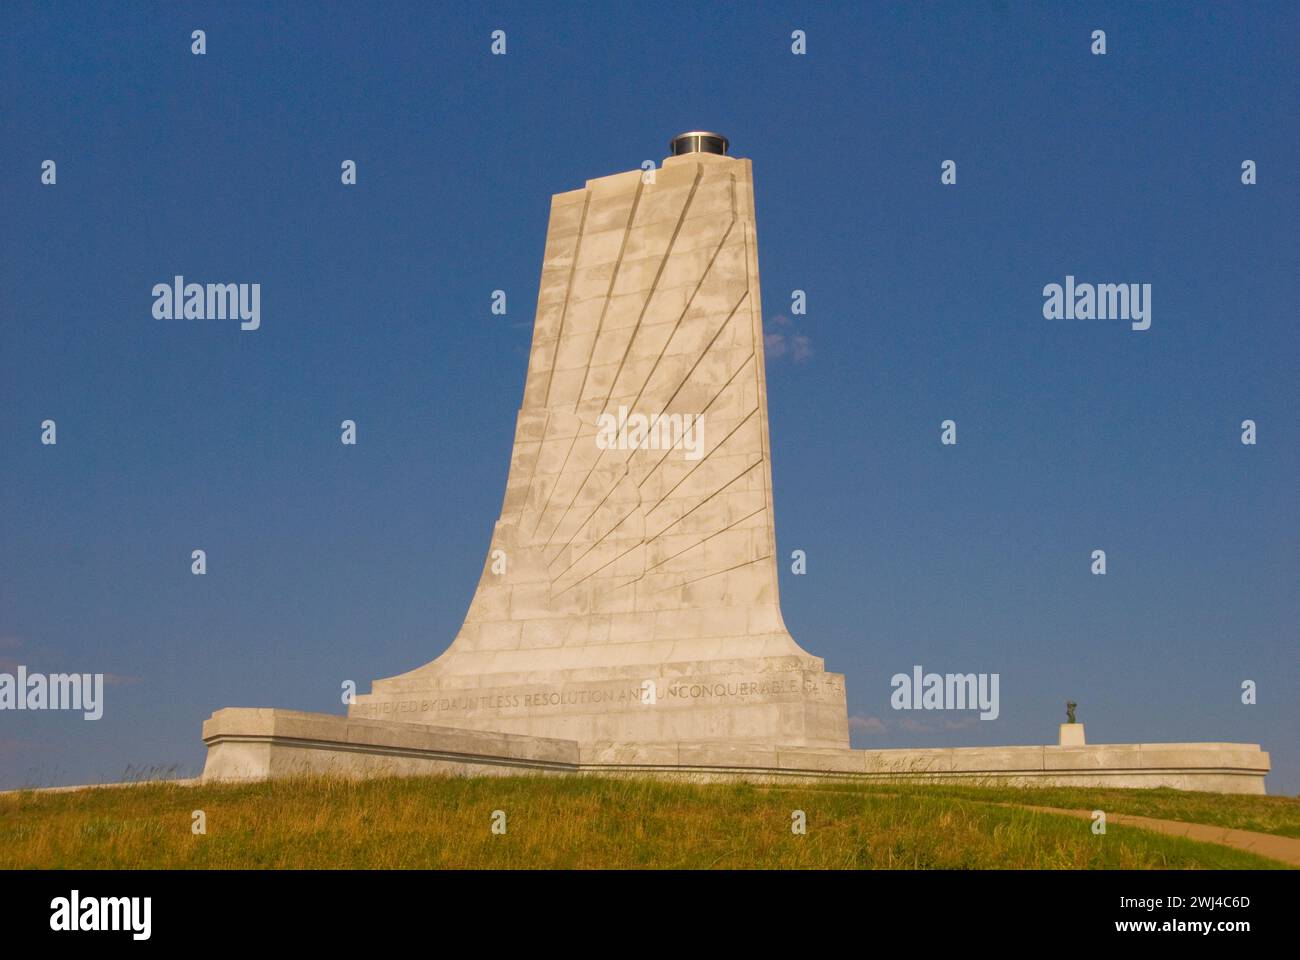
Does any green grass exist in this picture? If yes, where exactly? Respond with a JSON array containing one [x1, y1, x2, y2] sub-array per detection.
[[839, 782, 1300, 838], [1, 775, 1293, 869]]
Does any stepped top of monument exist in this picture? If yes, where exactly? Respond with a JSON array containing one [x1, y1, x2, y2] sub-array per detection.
[[569, 138, 748, 196]]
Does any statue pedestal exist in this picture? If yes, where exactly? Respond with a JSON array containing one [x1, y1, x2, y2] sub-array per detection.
[[1059, 723, 1086, 746]]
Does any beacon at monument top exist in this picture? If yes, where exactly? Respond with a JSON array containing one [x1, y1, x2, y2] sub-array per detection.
[[669, 130, 730, 156]]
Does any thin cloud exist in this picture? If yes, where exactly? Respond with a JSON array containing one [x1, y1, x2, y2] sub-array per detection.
[[764, 314, 812, 363], [848, 715, 888, 734], [896, 716, 981, 733]]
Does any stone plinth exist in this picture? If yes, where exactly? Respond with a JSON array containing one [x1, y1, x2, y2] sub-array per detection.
[[1059, 723, 1086, 746], [202, 709, 1271, 794]]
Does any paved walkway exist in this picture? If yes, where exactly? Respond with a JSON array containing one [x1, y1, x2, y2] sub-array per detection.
[[1016, 804, 1300, 867]]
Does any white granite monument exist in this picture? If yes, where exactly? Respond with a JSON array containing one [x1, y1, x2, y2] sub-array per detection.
[[350, 131, 847, 749], [201, 133, 1269, 793]]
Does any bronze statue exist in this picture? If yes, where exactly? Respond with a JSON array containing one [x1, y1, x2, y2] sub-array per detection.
[[1066, 701, 1077, 724]]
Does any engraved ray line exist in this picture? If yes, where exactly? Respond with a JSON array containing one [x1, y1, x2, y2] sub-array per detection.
[[534, 166, 705, 550], [545, 463, 632, 577], [601, 165, 705, 415], [545, 180, 743, 547], [548, 499, 642, 590], [516, 201, 599, 506], [552, 534, 645, 597], [640, 503, 768, 579], [530, 170, 702, 544], [543, 246, 742, 565], [525, 422, 579, 541], [556, 488, 765, 599], [526, 186, 643, 539], [742, 220, 779, 569], [542, 209, 742, 558], [643, 457, 763, 547], [522, 194, 592, 533], [635, 345, 754, 492], [656, 554, 772, 592], [551, 415, 762, 589], [609, 491, 767, 594], [516, 408, 551, 518], [633, 290, 749, 483], [575, 180, 646, 405], [622, 218, 737, 418], [535, 308, 753, 572], [540, 192, 591, 409], [645, 405, 759, 517], [549, 333, 751, 585]]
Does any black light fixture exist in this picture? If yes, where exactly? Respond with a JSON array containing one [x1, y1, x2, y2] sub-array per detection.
[[669, 131, 729, 157]]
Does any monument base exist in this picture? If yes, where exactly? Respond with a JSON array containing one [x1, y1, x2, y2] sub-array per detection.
[[201, 708, 1271, 794], [350, 655, 849, 750]]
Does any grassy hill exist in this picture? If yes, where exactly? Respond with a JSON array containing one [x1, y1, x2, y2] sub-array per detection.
[[2, 775, 1296, 869]]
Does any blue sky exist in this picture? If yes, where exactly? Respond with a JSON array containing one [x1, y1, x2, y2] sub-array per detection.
[[2, 2, 1297, 792]]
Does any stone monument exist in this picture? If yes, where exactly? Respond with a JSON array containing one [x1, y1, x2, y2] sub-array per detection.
[[199, 133, 1269, 793], [350, 131, 848, 749]]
